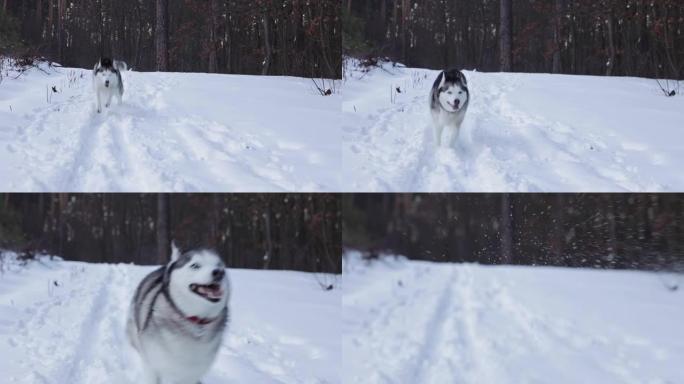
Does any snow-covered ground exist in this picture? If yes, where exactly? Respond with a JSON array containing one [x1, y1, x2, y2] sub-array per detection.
[[343, 251, 684, 384], [0, 253, 340, 384], [0, 61, 341, 192], [342, 59, 684, 192]]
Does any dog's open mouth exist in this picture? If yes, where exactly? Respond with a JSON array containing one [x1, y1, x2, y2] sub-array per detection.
[[190, 283, 223, 302]]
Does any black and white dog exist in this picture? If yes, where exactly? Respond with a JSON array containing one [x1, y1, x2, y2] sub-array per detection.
[[92, 58, 126, 113], [429, 69, 470, 147], [126, 245, 230, 384]]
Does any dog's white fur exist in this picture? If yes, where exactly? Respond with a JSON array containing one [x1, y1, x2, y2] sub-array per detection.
[[92, 60, 124, 113], [128, 246, 229, 384], [167, 250, 229, 321], [146, 251, 228, 384], [430, 70, 470, 147]]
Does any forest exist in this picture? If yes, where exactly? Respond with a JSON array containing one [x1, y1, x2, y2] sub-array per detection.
[[1, 0, 341, 78], [343, 194, 684, 271], [344, 0, 684, 79], [0, 193, 342, 273]]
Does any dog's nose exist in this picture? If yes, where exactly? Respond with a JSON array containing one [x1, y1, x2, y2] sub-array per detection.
[[454, 100, 460, 108], [105, 80, 110, 87], [212, 269, 225, 280]]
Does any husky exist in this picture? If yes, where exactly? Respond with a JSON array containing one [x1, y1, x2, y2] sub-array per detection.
[[126, 245, 230, 384], [429, 69, 470, 147], [92, 58, 126, 113]]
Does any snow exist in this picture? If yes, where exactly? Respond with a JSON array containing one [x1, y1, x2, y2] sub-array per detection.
[[0, 252, 340, 384], [343, 251, 684, 384], [342, 59, 684, 192], [0, 61, 341, 192]]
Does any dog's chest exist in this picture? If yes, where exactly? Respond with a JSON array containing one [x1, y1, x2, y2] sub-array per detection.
[[144, 324, 223, 380], [432, 107, 466, 127]]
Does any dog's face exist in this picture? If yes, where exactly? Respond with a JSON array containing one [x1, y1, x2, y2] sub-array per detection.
[[93, 58, 119, 89], [167, 249, 229, 317], [437, 70, 469, 113]]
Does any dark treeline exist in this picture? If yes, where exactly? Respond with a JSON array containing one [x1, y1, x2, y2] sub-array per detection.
[[2, 0, 341, 78], [344, 194, 684, 271], [344, 0, 684, 79], [0, 193, 341, 273]]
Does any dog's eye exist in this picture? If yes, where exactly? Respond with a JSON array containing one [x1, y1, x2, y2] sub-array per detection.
[[459, 91, 463, 95], [190, 263, 200, 270], [447, 91, 452, 95]]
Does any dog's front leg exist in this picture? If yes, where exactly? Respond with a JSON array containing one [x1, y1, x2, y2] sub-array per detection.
[[141, 367, 160, 384], [446, 125, 461, 148], [105, 92, 113, 108], [433, 124, 445, 147], [96, 91, 102, 113]]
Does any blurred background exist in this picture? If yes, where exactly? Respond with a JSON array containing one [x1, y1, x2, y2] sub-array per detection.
[[343, 193, 684, 271], [0, 193, 341, 273], [344, 0, 684, 79], [1, 0, 341, 78]]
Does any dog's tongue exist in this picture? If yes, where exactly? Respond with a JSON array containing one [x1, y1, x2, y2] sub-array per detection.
[[198, 284, 223, 299]]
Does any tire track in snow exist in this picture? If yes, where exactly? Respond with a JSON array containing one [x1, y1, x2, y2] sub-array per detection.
[[344, 263, 456, 384], [65, 264, 138, 384], [467, 74, 644, 192], [61, 74, 165, 191], [451, 266, 500, 384], [410, 74, 524, 192], [8, 265, 114, 384], [63, 119, 109, 190], [492, 278, 652, 384], [56, 267, 115, 384], [414, 265, 505, 384], [345, 64, 665, 192], [409, 265, 457, 383]]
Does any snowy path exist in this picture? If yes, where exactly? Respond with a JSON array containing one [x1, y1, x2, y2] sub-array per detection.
[[0, 258, 340, 383], [343, 255, 684, 384], [342, 62, 684, 192], [0, 65, 341, 192]]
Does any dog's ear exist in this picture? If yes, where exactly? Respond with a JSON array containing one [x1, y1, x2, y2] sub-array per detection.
[[438, 71, 446, 88], [170, 241, 181, 262], [163, 260, 174, 286], [459, 71, 468, 86], [114, 60, 128, 72]]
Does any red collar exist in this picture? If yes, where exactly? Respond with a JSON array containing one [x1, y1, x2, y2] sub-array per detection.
[[186, 316, 215, 325]]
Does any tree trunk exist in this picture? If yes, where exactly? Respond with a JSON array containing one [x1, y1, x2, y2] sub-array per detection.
[[156, 194, 170, 264], [155, 0, 168, 71], [606, 12, 616, 76], [208, 0, 219, 73], [35, 0, 43, 41], [499, 0, 513, 72], [261, 16, 272, 76], [500, 194, 513, 264], [57, 193, 67, 257], [552, 0, 563, 73], [57, 0, 64, 63], [606, 195, 618, 259], [401, 0, 409, 64], [552, 194, 564, 264], [208, 194, 220, 247], [262, 206, 273, 269]]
